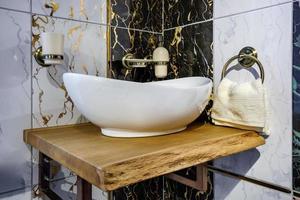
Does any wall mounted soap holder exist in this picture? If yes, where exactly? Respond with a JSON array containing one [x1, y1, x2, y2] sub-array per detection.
[[33, 32, 64, 67]]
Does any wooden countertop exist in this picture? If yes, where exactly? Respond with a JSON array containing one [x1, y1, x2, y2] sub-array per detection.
[[24, 123, 265, 191]]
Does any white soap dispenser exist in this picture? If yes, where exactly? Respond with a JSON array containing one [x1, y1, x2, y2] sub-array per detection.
[[153, 36, 169, 78]]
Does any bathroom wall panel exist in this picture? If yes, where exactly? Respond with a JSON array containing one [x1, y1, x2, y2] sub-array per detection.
[[0, 0, 30, 12], [109, 27, 159, 82], [214, 0, 291, 18], [213, 2, 292, 191], [163, 0, 213, 29], [31, 14, 107, 199], [0, 189, 32, 200], [0, 9, 32, 197], [32, 0, 107, 24], [163, 21, 213, 79], [32, 15, 107, 128], [111, 0, 162, 32], [214, 173, 292, 200], [163, 21, 213, 122], [293, 0, 300, 192]]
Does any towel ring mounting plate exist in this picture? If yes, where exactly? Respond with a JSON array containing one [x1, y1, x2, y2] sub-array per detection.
[[221, 47, 265, 83]]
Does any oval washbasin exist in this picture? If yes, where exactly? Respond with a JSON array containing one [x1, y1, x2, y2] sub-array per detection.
[[63, 73, 212, 137]]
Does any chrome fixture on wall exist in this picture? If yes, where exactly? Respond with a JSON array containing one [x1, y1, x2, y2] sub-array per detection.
[[221, 46, 265, 83], [34, 32, 64, 67], [121, 35, 170, 78], [122, 46, 170, 78]]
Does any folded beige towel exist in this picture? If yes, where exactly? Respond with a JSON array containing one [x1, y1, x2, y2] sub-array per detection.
[[211, 78, 267, 133]]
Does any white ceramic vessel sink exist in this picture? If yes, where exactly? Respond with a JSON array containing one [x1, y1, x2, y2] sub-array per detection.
[[63, 73, 212, 137]]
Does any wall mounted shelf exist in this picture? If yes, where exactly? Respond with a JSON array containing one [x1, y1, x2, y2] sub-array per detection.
[[23, 122, 264, 197]]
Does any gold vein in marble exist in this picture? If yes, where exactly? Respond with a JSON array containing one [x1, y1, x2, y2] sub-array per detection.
[[71, 31, 84, 53], [80, 0, 88, 20], [67, 25, 81, 38], [44, 0, 59, 16], [171, 26, 182, 55], [82, 64, 88, 74], [32, 15, 76, 126], [69, 6, 74, 19]]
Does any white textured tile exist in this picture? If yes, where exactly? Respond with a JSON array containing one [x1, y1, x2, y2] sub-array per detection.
[[214, 0, 292, 18], [0, 189, 31, 200], [92, 186, 108, 200], [0, 0, 30, 12], [32, 0, 107, 24], [0, 9, 32, 194], [32, 15, 107, 128], [214, 173, 292, 200], [30, 14, 107, 199], [213, 3, 292, 188]]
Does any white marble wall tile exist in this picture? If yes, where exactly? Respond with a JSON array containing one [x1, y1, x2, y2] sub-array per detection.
[[214, 0, 292, 18], [31, 16, 107, 194], [92, 186, 108, 200], [32, 0, 107, 24], [213, 2, 293, 189], [0, 9, 32, 195], [32, 15, 107, 128], [0, 0, 31, 12], [0, 189, 32, 200], [214, 173, 292, 200]]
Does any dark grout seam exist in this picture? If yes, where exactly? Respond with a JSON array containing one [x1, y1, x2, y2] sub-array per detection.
[[164, 0, 296, 32], [207, 165, 292, 194], [0, 6, 162, 35]]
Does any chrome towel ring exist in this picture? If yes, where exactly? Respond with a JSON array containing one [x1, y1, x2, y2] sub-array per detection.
[[221, 47, 265, 83]]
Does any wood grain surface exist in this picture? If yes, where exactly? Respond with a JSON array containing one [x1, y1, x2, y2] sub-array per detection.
[[24, 123, 265, 191]]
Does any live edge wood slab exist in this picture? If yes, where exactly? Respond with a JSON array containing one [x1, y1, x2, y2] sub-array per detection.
[[24, 123, 265, 191]]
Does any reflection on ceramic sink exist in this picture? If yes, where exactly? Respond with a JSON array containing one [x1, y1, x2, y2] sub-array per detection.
[[63, 73, 212, 138]]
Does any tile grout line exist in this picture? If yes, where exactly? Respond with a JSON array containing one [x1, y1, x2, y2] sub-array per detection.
[[294, 190, 300, 197], [164, 18, 213, 32], [213, 0, 294, 21], [162, 0, 165, 39], [164, 0, 296, 32], [161, 4, 165, 199], [0, 185, 32, 197], [292, 0, 295, 195], [292, 0, 299, 196], [208, 165, 292, 194], [0, 6, 162, 35], [29, 0, 34, 199]]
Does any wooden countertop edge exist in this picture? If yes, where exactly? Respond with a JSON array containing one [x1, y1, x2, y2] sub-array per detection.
[[24, 127, 264, 191], [24, 130, 105, 189], [101, 131, 265, 190]]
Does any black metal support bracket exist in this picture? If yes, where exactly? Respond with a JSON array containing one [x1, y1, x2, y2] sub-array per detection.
[[39, 153, 63, 200], [165, 164, 208, 192], [39, 152, 93, 200]]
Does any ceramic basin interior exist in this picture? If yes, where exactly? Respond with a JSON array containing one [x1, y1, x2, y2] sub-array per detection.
[[63, 73, 212, 137]]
